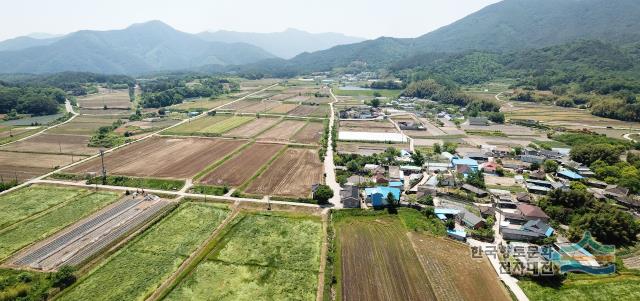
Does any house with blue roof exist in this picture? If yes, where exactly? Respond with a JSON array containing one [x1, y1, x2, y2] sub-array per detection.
[[451, 157, 478, 175], [556, 168, 584, 181], [365, 186, 401, 207]]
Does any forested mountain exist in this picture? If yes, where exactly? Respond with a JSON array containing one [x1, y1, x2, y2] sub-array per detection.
[[197, 28, 364, 59], [0, 35, 62, 51], [0, 21, 275, 74], [267, 0, 640, 73]]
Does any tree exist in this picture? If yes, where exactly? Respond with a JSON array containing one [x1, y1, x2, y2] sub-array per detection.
[[346, 160, 359, 172], [418, 195, 434, 206], [386, 192, 397, 207], [411, 150, 425, 167], [443, 142, 457, 153], [52, 266, 77, 289], [543, 160, 559, 173], [313, 185, 334, 204], [465, 169, 486, 189], [571, 144, 624, 165], [370, 98, 380, 108], [530, 162, 541, 171], [433, 143, 442, 154]]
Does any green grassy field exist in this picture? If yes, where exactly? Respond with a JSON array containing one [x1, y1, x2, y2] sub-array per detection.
[[58, 202, 230, 301], [164, 212, 322, 301], [334, 88, 401, 99], [199, 116, 255, 134], [0, 191, 121, 261], [519, 273, 640, 301], [162, 115, 229, 135], [0, 268, 56, 300], [0, 185, 88, 230]]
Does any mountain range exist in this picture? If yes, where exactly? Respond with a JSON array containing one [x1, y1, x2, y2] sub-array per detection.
[[1, 0, 640, 75], [197, 29, 364, 59]]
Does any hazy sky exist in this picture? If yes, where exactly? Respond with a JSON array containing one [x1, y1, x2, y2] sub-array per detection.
[[1, 0, 501, 41]]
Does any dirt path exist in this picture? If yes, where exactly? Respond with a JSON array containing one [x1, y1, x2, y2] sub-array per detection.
[[146, 201, 241, 301], [316, 208, 329, 301]]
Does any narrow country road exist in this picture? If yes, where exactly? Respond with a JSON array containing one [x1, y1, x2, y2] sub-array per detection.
[[325, 89, 343, 208], [0, 99, 79, 147]]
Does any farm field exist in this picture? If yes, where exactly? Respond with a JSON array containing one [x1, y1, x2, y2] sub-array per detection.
[[519, 273, 640, 301], [335, 214, 436, 301], [238, 100, 281, 113], [48, 115, 125, 136], [57, 202, 230, 301], [199, 143, 284, 187], [291, 121, 324, 145], [0, 185, 88, 231], [219, 100, 258, 111], [67, 137, 246, 179], [288, 105, 318, 116], [334, 88, 402, 99], [77, 90, 131, 109], [222, 117, 280, 138], [0, 126, 41, 145], [168, 98, 232, 111], [409, 234, 510, 301], [337, 142, 410, 156], [0, 190, 122, 262], [197, 116, 254, 134], [245, 148, 323, 198], [163, 115, 230, 135], [165, 212, 322, 301], [256, 120, 307, 142], [0, 133, 99, 155], [0, 151, 83, 183], [340, 120, 399, 133], [266, 93, 295, 101], [267, 103, 299, 114]]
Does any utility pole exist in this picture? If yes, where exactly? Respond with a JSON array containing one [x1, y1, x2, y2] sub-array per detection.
[[59, 141, 62, 154], [100, 150, 107, 185]]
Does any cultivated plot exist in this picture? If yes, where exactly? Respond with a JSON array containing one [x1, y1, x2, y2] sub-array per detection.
[[409, 234, 510, 301], [67, 137, 246, 179], [0, 151, 83, 183], [169, 98, 232, 111], [48, 116, 125, 136], [245, 148, 323, 198], [165, 212, 322, 301], [57, 202, 230, 301], [256, 120, 307, 142], [336, 215, 436, 301], [267, 103, 299, 114], [0, 133, 99, 155], [199, 143, 284, 187], [0, 190, 123, 263], [222, 117, 281, 138], [291, 121, 324, 145], [77, 90, 131, 109], [288, 105, 318, 117]]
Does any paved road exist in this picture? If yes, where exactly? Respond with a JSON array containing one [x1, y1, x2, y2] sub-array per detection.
[[0, 84, 280, 197], [325, 89, 343, 208], [388, 117, 414, 151]]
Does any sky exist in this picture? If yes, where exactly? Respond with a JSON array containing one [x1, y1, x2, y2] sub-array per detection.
[[1, 0, 501, 41]]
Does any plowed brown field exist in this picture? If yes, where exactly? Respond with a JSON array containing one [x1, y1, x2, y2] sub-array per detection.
[[223, 118, 281, 138], [256, 120, 306, 142], [1, 134, 99, 155], [245, 148, 323, 198], [0, 151, 83, 182], [199, 143, 284, 186], [337, 216, 436, 301], [67, 137, 245, 179], [291, 122, 324, 145]]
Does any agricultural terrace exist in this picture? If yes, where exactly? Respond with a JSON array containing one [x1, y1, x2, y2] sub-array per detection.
[[0, 126, 41, 145], [291, 121, 325, 145], [163, 115, 254, 136], [58, 202, 230, 301], [222, 117, 281, 139], [256, 120, 307, 142], [288, 105, 321, 117], [67, 137, 245, 179], [245, 148, 324, 198], [0, 133, 99, 155], [334, 213, 436, 301], [164, 212, 322, 301], [77, 89, 131, 109], [199, 143, 285, 187], [0, 151, 83, 183], [0, 189, 122, 262]]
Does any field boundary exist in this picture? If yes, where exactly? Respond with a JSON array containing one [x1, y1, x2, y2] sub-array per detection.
[[236, 145, 289, 193], [192, 141, 253, 181]]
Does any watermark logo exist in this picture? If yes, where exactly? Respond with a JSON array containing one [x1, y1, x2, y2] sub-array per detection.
[[471, 232, 616, 276]]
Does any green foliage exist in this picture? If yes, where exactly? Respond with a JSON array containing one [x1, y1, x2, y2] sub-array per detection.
[[397, 208, 446, 236], [411, 149, 425, 167], [88, 119, 126, 148], [543, 160, 559, 173], [571, 144, 625, 166], [0, 86, 65, 116], [313, 184, 334, 204], [140, 76, 238, 108], [465, 169, 486, 189], [0, 269, 55, 301], [191, 184, 228, 196], [52, 266, 77, 289], [86, 175, 185, 190]]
